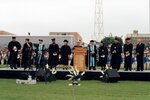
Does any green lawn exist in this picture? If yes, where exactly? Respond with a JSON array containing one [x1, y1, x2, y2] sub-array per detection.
[[0, 79, 150, 100]]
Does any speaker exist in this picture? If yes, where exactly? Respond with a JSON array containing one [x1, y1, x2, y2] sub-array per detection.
[[19, 72, 29, 80], [102, 69, 120, 82], [36, 68, 56, 82], [36, 68, 45, 77]]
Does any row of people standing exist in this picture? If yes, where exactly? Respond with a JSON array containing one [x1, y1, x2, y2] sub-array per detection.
[[123, 37, 145, 71], [86, 40, 108, 70], [8, 37, 33, 69], [7, 37, 72, 70], [48, 39, 71, 69], [87, 37, 145, 71], [7, 36, 145, 71]]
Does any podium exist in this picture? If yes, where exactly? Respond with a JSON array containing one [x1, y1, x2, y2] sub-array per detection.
[[73, 47, 86, 71]]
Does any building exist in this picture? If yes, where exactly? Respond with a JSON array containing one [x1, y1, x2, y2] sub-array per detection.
[[0, 31, 80, 49], [0, 35, 75, 49], [0, 31, 14, 35], [49, 32, 82, 43], [125, 30, 150, 47]]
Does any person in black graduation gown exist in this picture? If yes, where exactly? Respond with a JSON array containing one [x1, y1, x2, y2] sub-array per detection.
[[87, 40, 97, 70], [48, 38, 59, 69], [35, 39, 45, 69], [110, 37, 122, 70], [98, 41, 108, 70], [136, 39, 145, 71], [124, 38, 133, 71], [60, 40, 71, 67], [22, 38, 33, 70], [8, 37, 21, 69]]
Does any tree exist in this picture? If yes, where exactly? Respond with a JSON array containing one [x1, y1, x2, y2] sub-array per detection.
[[101, 36, 123, 47]]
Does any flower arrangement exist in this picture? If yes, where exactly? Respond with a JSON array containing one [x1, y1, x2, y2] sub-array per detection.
[[66, 66, 85, 86]]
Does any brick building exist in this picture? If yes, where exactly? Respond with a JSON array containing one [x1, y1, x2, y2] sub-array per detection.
[[125, 30, 150, 47], [0, 31, 15, 35], [49, 32, 82, 43]]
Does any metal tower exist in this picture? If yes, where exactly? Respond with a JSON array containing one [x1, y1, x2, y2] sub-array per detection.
[[94, 0, 104, 41]]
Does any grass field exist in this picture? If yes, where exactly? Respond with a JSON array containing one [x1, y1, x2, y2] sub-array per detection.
[[0, 79, 150, 100]]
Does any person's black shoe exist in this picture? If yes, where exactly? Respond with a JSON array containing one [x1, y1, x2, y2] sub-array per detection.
[[89, 67, 91, 70], [14, 67, 17, 69], [93, 67, 96, 70]]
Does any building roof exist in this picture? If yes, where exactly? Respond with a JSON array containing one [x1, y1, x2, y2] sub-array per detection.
[[126, 33, 150, 37], [0, 31, 15, 35], [49, 32, 82, 41], [49, 32, 80, 36]]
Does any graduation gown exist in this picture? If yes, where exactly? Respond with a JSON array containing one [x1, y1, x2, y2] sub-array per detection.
[[22, 42, 33, 68], [98, 46, 108, 66], [48, 43, 59, 67], [60, 45, 71, 65], [35, 44, 45, 68], [87, 45, 97, 68], [8, 41, 21, 65], [110, 43, 122, 70], [136, 43, 145, 71], [124, 43, 133, 70]]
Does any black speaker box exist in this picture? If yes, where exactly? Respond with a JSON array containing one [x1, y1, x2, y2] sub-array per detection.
[[36, 68, 45, 77], [19, 72, 29, 80], [36, 68, 56, 82], [102, 69, 120, 82]]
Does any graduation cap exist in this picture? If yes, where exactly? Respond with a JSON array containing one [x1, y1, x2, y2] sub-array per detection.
[[114, 37, 119, 41], [12, 36, 16, 39], [100, 41, 104, 44], [39, 39, 43, 42], [51, 38, 55, 41], [90, 40, 95, 42], [63, 39, 68, 43], [26, 38, 30, 41]]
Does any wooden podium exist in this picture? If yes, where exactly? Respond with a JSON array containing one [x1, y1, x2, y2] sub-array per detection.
[[73, 47, 86, 71]]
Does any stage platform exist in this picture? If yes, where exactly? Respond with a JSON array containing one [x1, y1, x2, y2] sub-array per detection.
[[0, 68, 150, 81]]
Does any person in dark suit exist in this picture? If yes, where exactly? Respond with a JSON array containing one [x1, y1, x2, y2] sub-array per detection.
[[22, 38, 33, 70], [136, 39, 145, 71], [87, 40, 97, 70], [98, 41, 108, 70], [110, 37, 122, 70], [60, 40, 71, 67], [124, 38, 133, 71], [48, 38, 59, 69], [8, 37, 21, 69]]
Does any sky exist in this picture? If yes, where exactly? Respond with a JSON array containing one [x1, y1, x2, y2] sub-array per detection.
[[0, 0, 149, 43]]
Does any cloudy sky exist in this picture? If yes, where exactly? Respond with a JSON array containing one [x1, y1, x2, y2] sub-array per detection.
[[0, 0, 149, 42]]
